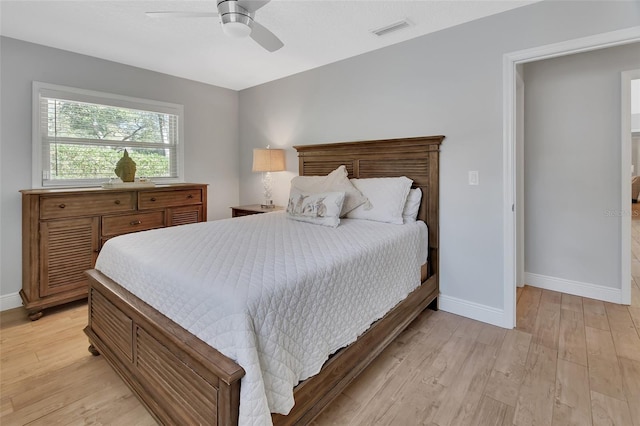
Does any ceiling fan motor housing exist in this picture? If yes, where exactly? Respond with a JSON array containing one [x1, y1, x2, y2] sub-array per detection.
[[217, 0, 253, 38]]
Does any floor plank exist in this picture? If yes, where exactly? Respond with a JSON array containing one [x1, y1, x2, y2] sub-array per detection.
[[585, 326, 618, 362], [516, 286, 542, 334], [582, 298, 610, 331], [472, 395, 513, 426], [587, 354, 626, 401], [484, 329, 532, 407], [619, 358, 640, 426], [552, 359, 591, 426], [513, 343, 557, 426], [558, 308, 588, 367], [590, 390, 633, 426]]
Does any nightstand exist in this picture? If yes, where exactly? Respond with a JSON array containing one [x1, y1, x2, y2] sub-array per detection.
[[231, 204, 285, 218]]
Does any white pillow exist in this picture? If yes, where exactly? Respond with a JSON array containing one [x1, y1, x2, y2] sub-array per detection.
[[290, 165, 367, 216], [286, 188, 345, 228], [346, 177, 413, 225], [403, 188, 422, 223]]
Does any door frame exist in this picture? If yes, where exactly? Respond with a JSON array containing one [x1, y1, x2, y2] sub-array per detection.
[[622, 68, 640, 303], [502, 26, 640, 328]]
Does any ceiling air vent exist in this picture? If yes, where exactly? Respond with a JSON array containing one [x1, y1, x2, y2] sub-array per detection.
[[370, 19, 411, 37]]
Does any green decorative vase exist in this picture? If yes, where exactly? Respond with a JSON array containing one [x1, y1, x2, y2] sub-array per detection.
[[115, 149, 136, 182]]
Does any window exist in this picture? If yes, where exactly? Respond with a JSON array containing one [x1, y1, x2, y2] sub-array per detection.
[[33, 82, 184, 187]]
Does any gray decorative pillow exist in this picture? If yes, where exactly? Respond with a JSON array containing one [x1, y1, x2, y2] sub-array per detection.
[[286, 188, 345, 228], [290, 165, 367, 217]]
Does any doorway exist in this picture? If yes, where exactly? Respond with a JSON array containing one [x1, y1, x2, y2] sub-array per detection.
[[627, 74, 640, 306], [503, 27, 640, 328]]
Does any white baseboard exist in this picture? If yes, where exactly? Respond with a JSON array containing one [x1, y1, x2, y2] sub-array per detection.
[[438, 294, 510, 329], [524, 273, 623, 304], [0, 292, 22, 311]]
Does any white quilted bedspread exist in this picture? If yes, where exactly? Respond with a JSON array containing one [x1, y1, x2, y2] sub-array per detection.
[[95, 211, 428, 425]]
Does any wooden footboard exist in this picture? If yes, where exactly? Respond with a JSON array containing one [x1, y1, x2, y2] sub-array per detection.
[[84, 269, 244, 426], [85, 268, 437, 426]]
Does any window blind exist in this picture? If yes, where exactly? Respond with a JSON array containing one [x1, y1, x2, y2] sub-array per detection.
[[34, 82, 183, 187]]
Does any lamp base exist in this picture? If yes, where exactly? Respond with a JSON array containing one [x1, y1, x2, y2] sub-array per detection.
[[261, 202, 276, 209]]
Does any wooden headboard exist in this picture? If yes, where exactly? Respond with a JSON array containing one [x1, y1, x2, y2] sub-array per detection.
[[294, 135, 443, 276]]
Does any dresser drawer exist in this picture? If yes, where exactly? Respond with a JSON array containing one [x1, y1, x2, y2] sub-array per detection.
[[102, 211, 165, 237], [138, 189, 202, 210], [41, 192, 135, 219]]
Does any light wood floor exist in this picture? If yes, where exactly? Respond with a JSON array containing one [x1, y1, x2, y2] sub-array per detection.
[[2, 233, 640, 425]]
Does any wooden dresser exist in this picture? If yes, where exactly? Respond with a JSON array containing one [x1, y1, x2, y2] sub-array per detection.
[[20, 183, 207, 320]]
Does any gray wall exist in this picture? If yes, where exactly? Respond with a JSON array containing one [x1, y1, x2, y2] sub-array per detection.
[[524, 44, 640, 288], [238, 1, 640, 310], [0, 37, 240, 300]]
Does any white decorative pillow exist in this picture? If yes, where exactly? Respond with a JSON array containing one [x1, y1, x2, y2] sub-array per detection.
[[346, 177, 413, 225], [403, 188, 422, 223], [286, 188, 345, 228], [290, 165, 367, 216]]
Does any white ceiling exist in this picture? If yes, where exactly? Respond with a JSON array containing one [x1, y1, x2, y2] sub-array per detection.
[[0, 0, 538, 90]]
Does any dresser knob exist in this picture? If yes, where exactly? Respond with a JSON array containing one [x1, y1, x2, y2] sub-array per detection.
[[130, 220, 142, 226], [150, 197, 156, 202], [59, 204, 66, 209], [114, 200, 120, 205], [187, 194, 194, 199], [94, 248, 101, 253]]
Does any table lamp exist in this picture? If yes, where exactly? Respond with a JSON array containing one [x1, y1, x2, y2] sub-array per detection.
[[252, 146, 286, 208]]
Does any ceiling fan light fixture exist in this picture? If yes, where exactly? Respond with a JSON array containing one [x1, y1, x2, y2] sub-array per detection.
[[147, 0, 283, 51], [218, 1, 253, 38], [222, 21, 252, 38]]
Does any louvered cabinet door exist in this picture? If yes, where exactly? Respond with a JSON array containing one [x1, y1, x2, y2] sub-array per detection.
[[39, 217, 99, 297], [167, 205, 203, 226]]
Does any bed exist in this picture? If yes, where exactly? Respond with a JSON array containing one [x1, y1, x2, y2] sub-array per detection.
[[84, 135, 443, 425]]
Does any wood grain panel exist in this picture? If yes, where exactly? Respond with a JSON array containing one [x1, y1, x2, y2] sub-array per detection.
[[136, 327, 218, 425], [138, 189, 202, 210], [358, 158, 429, 184], [168, 205, 203, 226], [40, 192, 135, 219], [39, 217, 98, 297], [91, 289, 133, 362], [300, 161, 355, 177], [102, 211, 165, 236]]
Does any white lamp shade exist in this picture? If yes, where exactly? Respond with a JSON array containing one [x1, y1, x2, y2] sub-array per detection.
[[252, 148, 286, 172]]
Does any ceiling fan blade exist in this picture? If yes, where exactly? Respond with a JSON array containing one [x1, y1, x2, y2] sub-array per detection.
[[237, 0, 271, 14], [250, 21, 283, 52], [145, 11, 218, 19]]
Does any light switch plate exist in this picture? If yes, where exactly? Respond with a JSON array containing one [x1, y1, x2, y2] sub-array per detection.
[[469, 171, 479, 185]]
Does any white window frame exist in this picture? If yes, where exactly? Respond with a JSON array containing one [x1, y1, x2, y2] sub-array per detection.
[[32, 81, 185, 188]]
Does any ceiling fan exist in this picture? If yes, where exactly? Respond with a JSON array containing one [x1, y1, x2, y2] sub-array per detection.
[[146, 0, 284, 52]]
